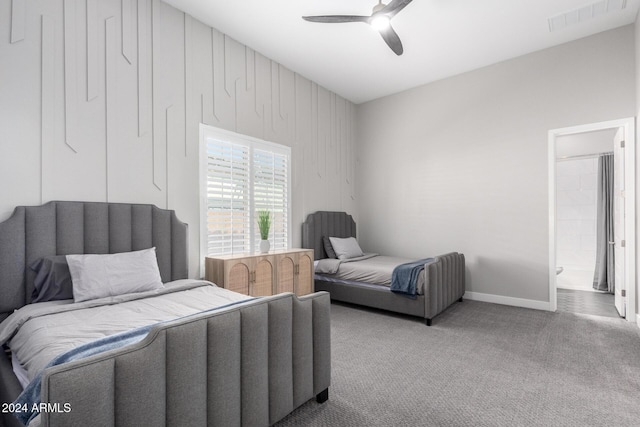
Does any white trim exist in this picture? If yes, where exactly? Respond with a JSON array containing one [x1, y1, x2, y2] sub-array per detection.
[[548, 129, 557, 312], [636, 313, 640, 329], [464, 291, 551, 311], [548, 117, 636, 322]]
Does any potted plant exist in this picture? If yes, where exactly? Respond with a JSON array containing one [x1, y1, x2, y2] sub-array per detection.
[[258, 210, 271, 253]]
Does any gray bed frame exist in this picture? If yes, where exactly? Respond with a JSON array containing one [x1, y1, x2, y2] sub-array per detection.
[[302, 211, 464, 326], [0, 201, 330, 427]]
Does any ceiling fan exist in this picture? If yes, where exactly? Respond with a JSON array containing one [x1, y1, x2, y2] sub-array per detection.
[[302, 0, 413, 56]]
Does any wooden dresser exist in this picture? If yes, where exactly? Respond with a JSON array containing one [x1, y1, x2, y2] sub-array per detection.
[[205, 249, 314, 296]]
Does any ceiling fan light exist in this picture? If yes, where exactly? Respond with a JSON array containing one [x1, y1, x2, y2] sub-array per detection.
[[370, 15, 390, 31]]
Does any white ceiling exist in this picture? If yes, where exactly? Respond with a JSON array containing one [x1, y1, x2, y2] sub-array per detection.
[[164, 0, 640, 104]]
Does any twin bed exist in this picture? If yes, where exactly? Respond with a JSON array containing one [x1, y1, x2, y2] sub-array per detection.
[[302, 211, 465, 326], [0, 203, 463, 427], [0, 201, 331, 427]]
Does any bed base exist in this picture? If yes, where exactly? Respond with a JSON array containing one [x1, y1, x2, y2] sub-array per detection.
[[302, 211, 465, 325], [314, 252, 465, 326], [0, 202, 332, 426], [316, 388, 329, 404], [0, 350, 23, 427], [2, 292, 331, 427]]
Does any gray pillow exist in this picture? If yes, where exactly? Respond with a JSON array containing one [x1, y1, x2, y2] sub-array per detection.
[[328, 237, 364, 260], [30, 255, 74, 303], [67, 247, 164, 302], [323, 236, 337, 259]]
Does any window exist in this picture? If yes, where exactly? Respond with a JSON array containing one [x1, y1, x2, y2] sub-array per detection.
[[200, 125, 291, 257]]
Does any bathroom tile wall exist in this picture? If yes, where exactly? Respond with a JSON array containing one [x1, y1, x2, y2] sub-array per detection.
[[556, 157, 597, 289]]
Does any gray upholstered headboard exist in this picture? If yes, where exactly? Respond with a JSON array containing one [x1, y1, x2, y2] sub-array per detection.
[[301, 211, 356, 260], [0, 201, 188, 321]]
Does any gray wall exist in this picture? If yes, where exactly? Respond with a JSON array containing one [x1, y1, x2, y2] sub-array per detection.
[[356, 26, 635, 305], [0, 0, 357, 277]]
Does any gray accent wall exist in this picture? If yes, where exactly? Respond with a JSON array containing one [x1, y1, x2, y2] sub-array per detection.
[[0, 0, 357, 278], [356, 26, 636, 305]]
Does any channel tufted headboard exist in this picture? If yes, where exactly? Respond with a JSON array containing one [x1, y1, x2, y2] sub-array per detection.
[[301, 211, 356, 260], [0, 201, 188, 322]]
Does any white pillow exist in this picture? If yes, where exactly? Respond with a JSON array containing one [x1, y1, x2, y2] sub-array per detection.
[[329, 237, 364, 260], [67, 248, 164, 302]]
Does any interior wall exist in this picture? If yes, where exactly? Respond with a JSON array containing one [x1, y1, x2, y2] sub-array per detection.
[[356, 26, 635, 306], [0, 0, 357, 278], [555, 129, 617, 158]]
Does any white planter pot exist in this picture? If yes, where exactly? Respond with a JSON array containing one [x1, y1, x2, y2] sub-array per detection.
[[260, 239, 270, 253]]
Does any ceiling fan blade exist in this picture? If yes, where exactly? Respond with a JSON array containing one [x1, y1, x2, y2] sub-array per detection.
[[380, 0, 413, 18], [378, 24, 403, 55], [302, 15, 370, 24]]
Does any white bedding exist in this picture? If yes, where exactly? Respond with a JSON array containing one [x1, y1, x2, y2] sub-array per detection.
[[315, 254, 427, 295], [12, 352, 29, 388], [0, 279, 251, 383]]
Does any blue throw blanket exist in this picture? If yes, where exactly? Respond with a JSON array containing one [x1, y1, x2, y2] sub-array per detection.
[[14, 325, 151, 425], [390, 258, 433, 299], [13, 298, 255, 425]]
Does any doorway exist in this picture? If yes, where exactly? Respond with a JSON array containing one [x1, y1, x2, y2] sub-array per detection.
[[548, 118, 636, 321]]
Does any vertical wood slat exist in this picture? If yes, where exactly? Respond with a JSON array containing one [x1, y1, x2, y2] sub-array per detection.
[[184, 14, 192, 157], [105, 16, 117, 202], [10, 0, 26, 43], [151, 0, 166, 192], [86, 0, 98, 101], [121, 0, 134, 63], [41, 15, 55, 203], [64, 0, 79, 153], [164, 105, 172, 208], [211, 28, 224, 123], [138, 0, 152, 137]]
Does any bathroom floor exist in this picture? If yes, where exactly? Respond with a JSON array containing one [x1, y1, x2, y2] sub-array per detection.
[[557, 288, 620, 318], [556, 268, 598, 292]]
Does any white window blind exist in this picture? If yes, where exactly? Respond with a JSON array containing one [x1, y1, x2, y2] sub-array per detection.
[[253, 148, 289, 252], [201, 125, 291, 257]]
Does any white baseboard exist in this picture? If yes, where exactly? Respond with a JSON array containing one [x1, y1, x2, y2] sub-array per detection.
[[636, 313, 640, 329], [464, 291, 551, 311]]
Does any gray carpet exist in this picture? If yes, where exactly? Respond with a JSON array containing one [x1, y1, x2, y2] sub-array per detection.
[[276, 300, 640, 426]]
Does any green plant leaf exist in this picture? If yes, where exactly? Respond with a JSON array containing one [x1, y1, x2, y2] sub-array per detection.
[[257, 210, 271, 240]]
